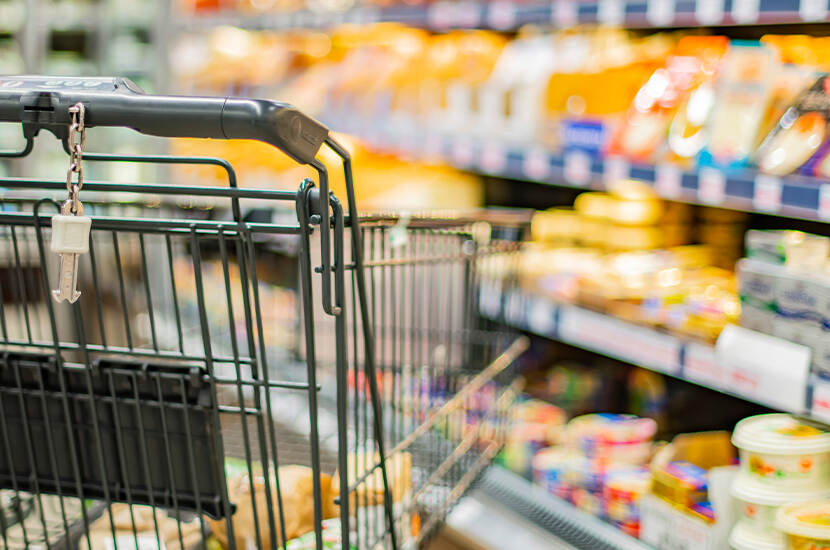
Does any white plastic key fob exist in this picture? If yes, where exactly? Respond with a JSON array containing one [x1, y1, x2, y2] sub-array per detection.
[[51, 214, 91, 254]]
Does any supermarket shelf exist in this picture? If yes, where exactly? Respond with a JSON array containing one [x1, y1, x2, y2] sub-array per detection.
[[479, 286, 830, 420], [178, 0, 830, 31], [472, 466, 651, 550], [329, 113, 830, 223]]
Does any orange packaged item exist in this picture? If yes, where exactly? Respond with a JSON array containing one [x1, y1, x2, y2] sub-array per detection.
[[608, 36, 729, 163]]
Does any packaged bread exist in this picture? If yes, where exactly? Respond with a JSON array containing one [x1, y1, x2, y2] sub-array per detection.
[[208, 465, 337, 550], [80, 504, 202, 550]]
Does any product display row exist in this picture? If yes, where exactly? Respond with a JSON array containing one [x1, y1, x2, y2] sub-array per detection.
[[497, 363, 830, 550], [168, 24, 830, 220], [177, 0, 830, 30]]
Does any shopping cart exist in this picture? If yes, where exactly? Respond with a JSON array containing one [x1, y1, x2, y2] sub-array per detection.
[[0, 76, 528, 550]]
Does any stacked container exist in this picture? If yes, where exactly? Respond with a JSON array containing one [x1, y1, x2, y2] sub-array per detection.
[[730, 414, 830, 550]]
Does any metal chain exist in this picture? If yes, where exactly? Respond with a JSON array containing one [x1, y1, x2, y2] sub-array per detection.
[[65, 102, 85, 215]]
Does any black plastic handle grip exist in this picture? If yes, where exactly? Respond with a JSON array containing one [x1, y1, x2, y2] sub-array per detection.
[[0, 76, 329, 165]]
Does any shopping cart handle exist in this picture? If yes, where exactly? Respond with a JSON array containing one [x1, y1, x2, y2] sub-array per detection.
[[0, 76, 329, 165]]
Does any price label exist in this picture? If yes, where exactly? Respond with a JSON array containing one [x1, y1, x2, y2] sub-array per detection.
[[454, 0, 482, 26], [423, 132, 444, 159], [559, 306, 682, 374], [655, 163, 683, 198], [603, 155, 630, 185], [311, 11, 327, 27], [716, 324, 812, 413], [452, 137, 475, 167], [597, 0, 625, 24], [684, 342, 726, 390], [731, 0, 760, 23], [358, 6, 380, 24], [820, 185, 830, 220], [564, 150, 592, 186], [813, 378, 830, 422], [695, 0, 724, 23], [753, 174, 782, 212], [478, 282, 502, 318], [480, 141, 507, 174], [504, 291, 525, 325], [297, 11, 314, 27], [647, 0, 675, 25], [523, 147, 551, 180], [553, 0, 579, 26], [800, 0, 828, 20], [641, 496, 712, 550], [428, 1, 454, 27], [397, 130, 415, 155], [528, 299, 556, 336], [698, 167, 726, 205], [487, 1, 517, 28]]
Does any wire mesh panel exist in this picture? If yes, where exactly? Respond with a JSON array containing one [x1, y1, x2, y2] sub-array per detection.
[[0, 188, 335, 550], [0, 77, 529, 550], [306, 212, 529, 550]]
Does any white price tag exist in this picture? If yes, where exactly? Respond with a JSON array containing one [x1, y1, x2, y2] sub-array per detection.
[[559, 306, 682, 374], [820, 184, 830, 220], [647, 0, 675, 25], [427, 1, 454, 27], [603, 155, 630, 185], [695, 0, 724, 23], [716, 324, 811, 413], [480, 141, 507, 174], [528, 299, 556, 335], [655, 163, 683, 198], [478, 282, 502, 318], [452, 137, 475, 167], [698, 167, 725, 205], [812, 378, 830, 422], [641, 495, 713, 550], [553, 0, 579, 25], [684, 342, 726, 390], [311, 11, 327, 27], [423, 132, 444, 159], [504, 291, 525, 325], [487, 1, 517, 28], [454, 0, 482, 26], [731, 0, 760, 23], [564, 150, 592, 186], [360, 6, 380, 23], [800, 0, 828, 19], [523, 147, 551, 180], [597, 0, 625, 24], [753, 174, 782, 212]]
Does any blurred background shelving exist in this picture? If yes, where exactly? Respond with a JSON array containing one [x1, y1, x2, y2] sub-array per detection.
[[9, 2, 830, 548]]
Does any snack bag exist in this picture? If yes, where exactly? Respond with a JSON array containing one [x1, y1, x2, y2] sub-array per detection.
[[757, 75, 830, 176], [608, 36, 728, 163], [698, 41, 778, 171]]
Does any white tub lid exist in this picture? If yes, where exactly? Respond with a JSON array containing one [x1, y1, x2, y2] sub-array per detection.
[[729, 519, 785, 550], [777, 501, 830, 540], [732, 414, 830, 455], [732, 472, 830, 506]]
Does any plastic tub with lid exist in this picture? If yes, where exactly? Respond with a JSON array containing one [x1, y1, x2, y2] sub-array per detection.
[[776, 501, 830, 550], [568, 413, 657, 464], [732, 414, 830, 489], [603, 466, 651, 524], [730, 518, 785, 550], [732, 472, 830, 541], [532, 447, 572, 501]]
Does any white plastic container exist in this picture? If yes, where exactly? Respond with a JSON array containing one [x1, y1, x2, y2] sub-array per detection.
[[567, 413, 657, 465], [730, 518, 785, 550], [732, 472, 830, 541], [732, 414, 830, 489], [776, 501, 830, 550]]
